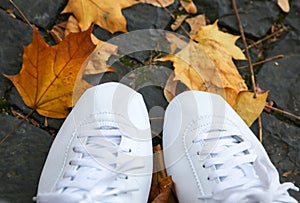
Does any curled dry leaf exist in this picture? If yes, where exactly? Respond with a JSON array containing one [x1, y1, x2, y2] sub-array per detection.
[[186, 14, 206, 35], [62, 0, 174, 33], [151, 176, 174, 203], [149, 145, 176, 203], [277, 0, 290, 12], [5, 27, 96, 118], [233, 91, 268, 126], [164, 72, 178, 102], [179, 0, 197, 14], [49, 21, 68, 43], [171, 14, 188, 31]]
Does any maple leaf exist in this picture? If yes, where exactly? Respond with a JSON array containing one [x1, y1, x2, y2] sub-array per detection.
[[233, 91, 268, 126], [160, 21, 247, 106], [65, 16, 117, 75], [62, 0, 174, 33], [5, 27, 96, 118]]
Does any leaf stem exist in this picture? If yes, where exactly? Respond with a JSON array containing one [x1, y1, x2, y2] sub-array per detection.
[[231, 0, 257, 97], [0, 109, 35, 145], [9, 0, 33, 28]]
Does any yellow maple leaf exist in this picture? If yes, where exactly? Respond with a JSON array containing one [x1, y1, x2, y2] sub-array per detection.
[[233, 91, 268, 126], [62, 0, 174, 33], [5, 27, 96, 118], [160, 21, 247, 106]]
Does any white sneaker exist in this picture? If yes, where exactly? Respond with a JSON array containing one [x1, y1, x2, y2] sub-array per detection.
[[163, 91, 299, 203], [35, 82, 153, 203]]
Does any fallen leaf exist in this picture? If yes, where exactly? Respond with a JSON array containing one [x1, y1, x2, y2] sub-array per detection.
[[151, 176, 174, 203], [277, 0, 290, 12], [143, 0, 174, 7], [233, 91, 268, 126], [62, 0, 174, 33], [5, 27, 96, 118], [186, 14, 206, 35], [171, 14, 188, 31], [282, 170, 293, 178], [179, 0, 197, 14], [159, 21, 247, 106], [149, 145, 177, 203], [65, 16, 118, 75], [164, 72, 178, 102], [49, 21, 68, 43]]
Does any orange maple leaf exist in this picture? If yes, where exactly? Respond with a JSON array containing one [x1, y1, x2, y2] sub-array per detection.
[[61, 0, 174, 33], [5, 27, 96, 118]]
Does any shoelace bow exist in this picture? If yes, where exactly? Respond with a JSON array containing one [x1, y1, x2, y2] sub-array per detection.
[[194, 129, 299, 203], [42, 125, 145, 203]]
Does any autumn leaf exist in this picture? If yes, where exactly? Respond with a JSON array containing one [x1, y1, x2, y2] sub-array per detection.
[[149, 145, 176, 203], [5, 27, 96, 118], [160, 21, 247, 106], [233, 91, 268, 126], [151, 176, 174, 203], [277, 0, 290, 12], [179, 0, 197, 14], [65, 16, 117, 75], [186, 14, 206, 35], [62, 0, 174, 33]]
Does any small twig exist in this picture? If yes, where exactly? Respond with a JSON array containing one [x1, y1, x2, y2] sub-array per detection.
[[258, 116, 263, 143], [0, 109, 35, 145], [244, 27, 287, 51], [238, 54, 284, 69], [231, 0, 257, 98], [155, 0, 192, 39], [9, 0, 33, 28], [265, 104, 300, 121]]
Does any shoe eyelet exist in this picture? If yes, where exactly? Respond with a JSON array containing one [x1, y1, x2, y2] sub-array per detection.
[[197, 151, 200, 155], [69, 161, 72, 165], [202, 164, 205, 168], [128, 149, 132, 153], [207, 177, 210, 180], [125, 176, 128, 179]]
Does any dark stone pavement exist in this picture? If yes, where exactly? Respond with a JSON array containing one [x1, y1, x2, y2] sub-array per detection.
[[0, 0, 299, 202]]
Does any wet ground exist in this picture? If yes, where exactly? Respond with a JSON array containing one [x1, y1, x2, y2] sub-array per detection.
[[0, 0, 299, 202]]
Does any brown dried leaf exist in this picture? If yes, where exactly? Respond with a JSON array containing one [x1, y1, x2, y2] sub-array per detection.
[[164, 72, 178, 102], [186, 14, 206, 35], [171, 15, 188, 31], [179, 0, 197, 14], [151, 176, 174, 203], [278, 0, 290, 12]]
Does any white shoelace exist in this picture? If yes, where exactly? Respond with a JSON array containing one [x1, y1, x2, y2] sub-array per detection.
[[194, 129, 299, 203], [38, 125, 145, 203]]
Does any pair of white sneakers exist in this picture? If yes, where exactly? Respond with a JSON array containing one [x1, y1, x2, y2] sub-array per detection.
[[35, 82, 298, 203]]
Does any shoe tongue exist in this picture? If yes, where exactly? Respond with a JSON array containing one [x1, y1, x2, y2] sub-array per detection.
[[100, 126, 121, 145]]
